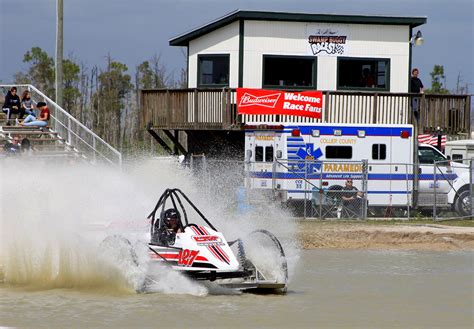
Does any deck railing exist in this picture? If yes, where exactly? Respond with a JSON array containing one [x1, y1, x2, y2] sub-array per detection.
[[1, 84, 122, 167], [141, 88, 471, 135]]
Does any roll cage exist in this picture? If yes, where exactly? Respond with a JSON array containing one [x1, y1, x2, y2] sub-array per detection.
[[147, 188, 217, 238]]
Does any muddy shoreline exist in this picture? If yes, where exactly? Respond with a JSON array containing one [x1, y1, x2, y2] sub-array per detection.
[[298, 221, 474, 251]]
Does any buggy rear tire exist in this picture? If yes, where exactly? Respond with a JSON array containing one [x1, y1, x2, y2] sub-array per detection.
[[99, 235, 139, 267], [245, 229, 288, 293]]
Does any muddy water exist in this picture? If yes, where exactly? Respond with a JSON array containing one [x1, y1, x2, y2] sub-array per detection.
[[1, 249, 472, 328]]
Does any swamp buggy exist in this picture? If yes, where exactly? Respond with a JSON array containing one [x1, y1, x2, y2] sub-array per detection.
[[101, 188, 288, 293]]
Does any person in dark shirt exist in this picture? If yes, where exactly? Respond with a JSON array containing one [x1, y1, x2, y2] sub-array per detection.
[[410, 68, 424, 120], [410, 68, 424, 93], [342, 179, 363, 217], [2, 87, 25, 126], [3, 136, 21, 155]]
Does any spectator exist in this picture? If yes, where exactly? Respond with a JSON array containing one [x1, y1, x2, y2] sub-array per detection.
[[21, 137, 33, 154], [410, 68, 424, 93], [2, 87, 25, 126], [19, 101, 50, 127], [21, 91, 36, 116], [361, 68, 375, 88], [410, 68, 424, 120], [341, 179, 363, 217], [3, 136, 21, 155]]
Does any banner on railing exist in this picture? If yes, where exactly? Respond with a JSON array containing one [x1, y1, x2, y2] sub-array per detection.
[[237, 88, 323, 119]]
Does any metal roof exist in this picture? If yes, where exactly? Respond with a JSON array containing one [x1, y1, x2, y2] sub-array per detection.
[[169, 10, 427, 46]]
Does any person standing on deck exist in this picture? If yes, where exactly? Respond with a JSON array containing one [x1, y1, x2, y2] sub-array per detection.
[[410, 68, 424, 120]]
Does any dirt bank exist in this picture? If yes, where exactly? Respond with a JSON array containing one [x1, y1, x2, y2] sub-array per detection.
[[298, 221, 474, 251]]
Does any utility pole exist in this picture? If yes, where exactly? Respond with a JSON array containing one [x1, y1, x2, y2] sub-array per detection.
[[55, 0, 63, 107]]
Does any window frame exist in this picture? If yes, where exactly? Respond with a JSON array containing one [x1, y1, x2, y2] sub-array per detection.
[[418, 146, 447, 164], [325, 146, 353, 159], [262, 54, 317, 90], [255, 146, 264, 162], [197, 54, 230, 88], [336, 57, 391, 92], [371, 144, 387, 160], [265, 146, 274, 163]]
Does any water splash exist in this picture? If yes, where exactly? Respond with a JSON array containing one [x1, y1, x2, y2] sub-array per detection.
[[0, 157, 299, 294]]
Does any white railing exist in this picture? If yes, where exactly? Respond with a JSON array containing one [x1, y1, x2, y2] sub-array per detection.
[[1, 84, 122, 167]]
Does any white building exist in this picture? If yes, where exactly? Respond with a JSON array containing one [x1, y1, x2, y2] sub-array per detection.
[[170, 10, 426, 93]]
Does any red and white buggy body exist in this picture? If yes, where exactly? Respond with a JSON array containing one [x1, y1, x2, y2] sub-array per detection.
[[149, 225, 240, 273]]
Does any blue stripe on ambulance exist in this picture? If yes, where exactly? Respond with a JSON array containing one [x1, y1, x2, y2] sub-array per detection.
[[249, 171, 458, 181]]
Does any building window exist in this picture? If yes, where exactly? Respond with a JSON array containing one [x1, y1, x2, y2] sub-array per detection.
[[372, 144, 387, 160], [262, 55, 316, 89], [337, 58, 390, 91], [198, 54, 229, 87], [325, 146, 352, 159]]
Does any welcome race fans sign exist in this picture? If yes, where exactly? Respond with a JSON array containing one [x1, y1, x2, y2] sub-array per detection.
[[237, 88, 323, 119]]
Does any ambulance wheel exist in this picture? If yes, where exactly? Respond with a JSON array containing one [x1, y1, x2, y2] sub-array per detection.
[[454, 190, 471, 217]]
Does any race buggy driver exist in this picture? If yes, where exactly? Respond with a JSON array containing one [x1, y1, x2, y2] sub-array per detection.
[[153, 208, 183, 245]]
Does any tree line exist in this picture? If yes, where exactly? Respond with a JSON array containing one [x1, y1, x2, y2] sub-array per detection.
[[13, 47, 186, 154]]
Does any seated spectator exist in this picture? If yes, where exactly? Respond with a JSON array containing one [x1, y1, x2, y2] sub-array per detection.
[[341, 179, 363, 217], [21, 137, 33, 154], [21, 90, 36, 116], [2, 87, 25, 126], [3, 136, 21, 155], [19, 101, 50, 127]]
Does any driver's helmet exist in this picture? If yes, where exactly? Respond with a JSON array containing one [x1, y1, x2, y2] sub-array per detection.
[[162, 208, 180, 229]]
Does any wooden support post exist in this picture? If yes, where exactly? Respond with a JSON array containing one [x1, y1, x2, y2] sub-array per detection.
[[324, 91, 330, 123], [194, 89, 199, 123], [146, 125, 173, 155], [164, 129, 188, 155], [166, 90, 171, 125], [372, 93, 378, 124], [465, 95, 471, 135], [221, 88, 227, 128]]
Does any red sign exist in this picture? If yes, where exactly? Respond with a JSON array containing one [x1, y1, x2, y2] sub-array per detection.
[[237, 88, 323, 119]]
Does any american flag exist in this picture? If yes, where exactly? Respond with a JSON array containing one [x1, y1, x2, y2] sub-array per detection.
[[418, 134, 446, 147]]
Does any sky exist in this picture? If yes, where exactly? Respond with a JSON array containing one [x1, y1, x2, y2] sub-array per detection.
[[1, 0, 473, 92]]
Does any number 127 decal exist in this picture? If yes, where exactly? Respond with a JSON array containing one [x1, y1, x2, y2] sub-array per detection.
[[177, 249, 199, 266]]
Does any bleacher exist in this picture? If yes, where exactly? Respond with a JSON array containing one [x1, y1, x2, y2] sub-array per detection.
[[0, 95, 85, 161], [0, 85, 121, 165]]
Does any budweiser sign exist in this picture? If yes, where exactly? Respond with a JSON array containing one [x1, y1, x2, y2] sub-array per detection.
[[237, 88, 322, 119], [239, 92, 281, 108]]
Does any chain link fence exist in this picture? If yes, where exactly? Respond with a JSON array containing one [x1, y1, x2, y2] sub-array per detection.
[[191, 157, 473, 221], [433, 158, 473, 220]]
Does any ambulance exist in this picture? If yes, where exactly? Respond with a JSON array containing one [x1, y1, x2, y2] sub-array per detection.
[[244, 123, 472, 216]]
